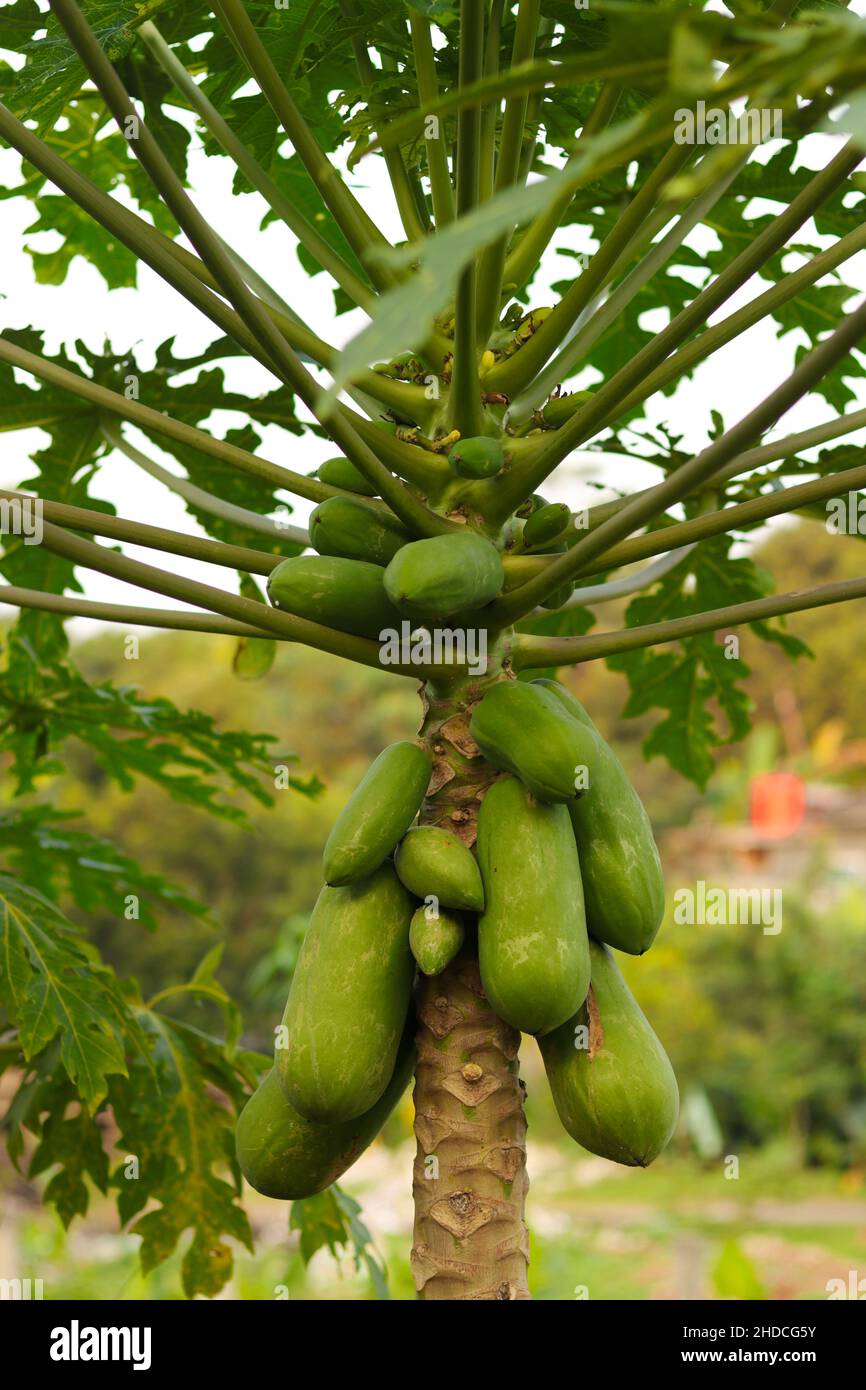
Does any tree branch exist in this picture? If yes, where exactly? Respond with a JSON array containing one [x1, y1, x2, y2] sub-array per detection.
[[489, 293, 866, 621], [0, 584, 271, 638], [409, 9, 456, 228], [139, 20, 373, 309], [212, 0, 396, 286], [101, 423, 309, 547], [0, 487, 285, 575], [447, 0, 486, 436], [0, 335, 344, 505], [475, 0, 540, 342], [34, 518, 441, 677], [514, 576, 866, 669], [340, 0, 426, 242], [500, 140, 864, 509]]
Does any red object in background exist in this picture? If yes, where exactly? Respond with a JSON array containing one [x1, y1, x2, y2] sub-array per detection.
[[750, 771, 806, 838]]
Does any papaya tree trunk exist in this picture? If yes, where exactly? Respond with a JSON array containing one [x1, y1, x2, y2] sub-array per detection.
[[410, 667, 531, 1301]]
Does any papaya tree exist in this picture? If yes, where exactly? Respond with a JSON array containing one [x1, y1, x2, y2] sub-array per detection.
[[2, 0, 866, 1302]]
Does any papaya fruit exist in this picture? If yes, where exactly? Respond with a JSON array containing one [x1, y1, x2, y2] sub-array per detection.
[[409, 904, 464, 976], [317, 455, 377, 497], [395, 825, 485, 912], [539, 939, 678, 1166], [236, 1028, 415, 1200], [523, 502, 571, 549], [476, 777, 590, 1035], [323, 741, 431, 886], [540, 390, 594, 429], [383, 531, 504, 620], [532, 679, 665, 955], [268, 555, 402, 640], [469, 679, 598, 803], [278, 865, 415, 1122], [310, 495, 412, 566], [447, 436, 505, 479]]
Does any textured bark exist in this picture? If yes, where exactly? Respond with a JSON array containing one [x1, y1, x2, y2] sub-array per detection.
[[410, 669, 531, 1300]]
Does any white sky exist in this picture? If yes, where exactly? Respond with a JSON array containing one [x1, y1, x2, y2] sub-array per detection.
[[2, 14, 866, 635]]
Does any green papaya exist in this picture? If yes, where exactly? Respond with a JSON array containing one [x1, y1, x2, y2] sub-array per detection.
[[278, 865, 415, 1122], [383, 531, 504, 619], [469, 679, 598, 803], [523, 502, 571, 549], [310, 495, 412, 566], [532, 679, 665, 955], [447, 436, 505, 479], [268, 555, 403, 639], [540, 390, 594, 428], [409, 904, 464, 976], [317, 456, 378, 497], [539, 939, 679, 1166], [323, 741, 431, 886], [476, 777, 590, 1035], [395, 825, 485, 912], [237, 1029, 414, 1200]]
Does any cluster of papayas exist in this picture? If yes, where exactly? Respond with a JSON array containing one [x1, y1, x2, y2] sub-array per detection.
[[468, 676, 677, 1163], [242, 516, 677, 1197]]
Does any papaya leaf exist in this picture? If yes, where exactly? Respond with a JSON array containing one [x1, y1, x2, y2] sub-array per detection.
[[0, 804, 213, 929], [112, 1007, 255, 1300], [0, 874, 137, 1109], [290, 1186, 390, 1299], [608, 536, 809, 787], [233, 574, 277, 681]]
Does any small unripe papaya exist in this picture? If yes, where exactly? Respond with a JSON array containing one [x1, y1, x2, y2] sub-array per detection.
[[409, 904, 465, 976], [323, 741, 432, 886], [317, 456, 377, 497], [447, 436, 505, 479], [523, 502, 571, 549], [395, 825, 485, 912], [515, 493, 548, 519], [310, 495, 412, 567], [540, 390, 594, 429], [268, 555, 402, 639]]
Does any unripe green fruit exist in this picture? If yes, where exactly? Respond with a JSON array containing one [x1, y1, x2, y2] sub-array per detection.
[[470, 679, 598, 803], [395, 825, 485, 912], [323, 741, 432, 886], [540, 390, 594, 428], [310, 495, 412, 566], [318, 456, 377, 497], [268, 555, 402, 639], [447, 435, 505, 479], [539, 940, 679, 1166], [409, 905, 465, 976], [236, 1030, 414, 1200], [523, 502, 571, 549], [384, 531, 504, 619], [278, 865, 415, 1122]]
